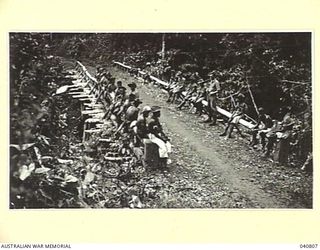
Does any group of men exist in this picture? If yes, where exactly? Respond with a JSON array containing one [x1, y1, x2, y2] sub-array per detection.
[[163, 72, 302, 167], [98, 64, 311, 170], [166, 75, 249, 139], [94, 66, 172, 166]]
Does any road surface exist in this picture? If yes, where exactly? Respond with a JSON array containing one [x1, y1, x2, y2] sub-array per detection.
[[83, 61, 312, 209]]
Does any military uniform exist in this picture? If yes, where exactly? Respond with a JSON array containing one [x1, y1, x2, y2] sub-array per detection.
[[136, 114, 149, 139], [220, 97, 248, 138], [250, 110, 273, 148]]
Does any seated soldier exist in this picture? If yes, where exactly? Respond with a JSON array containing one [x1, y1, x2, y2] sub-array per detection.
[[96, 73, 111, 101], [105, 94, 125, 127], [263, 119, 281, 157], [135, 106, 152, 145], [114, 95, 141, 133], [166, 81, 179, 103], [188, 87, 201, 111], [127, 82, 139, 99], [95, 65, 103, 81], [126, 99, 142, 122], [121, 98, 143, 133], [129, 67, 139, 76], [106, 78, 117, 102], [194, 85, 207, 116], [177, 85, 197, 110], [250, 107, 273, 149], [219, 93, 248, 139], [98, 70, 110, 87], [115, 81, 126, 98], [273, 110, 295, 166], [90, 71, 107, 97], [172, 82, 186, 104], [96, 85, 107, 103], [143, 73, 151, 84], [147, 106, 172, 165], [121, 93, 136, 113]]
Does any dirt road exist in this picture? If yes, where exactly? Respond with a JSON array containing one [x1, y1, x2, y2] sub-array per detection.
[[85, 62, 312, 208]]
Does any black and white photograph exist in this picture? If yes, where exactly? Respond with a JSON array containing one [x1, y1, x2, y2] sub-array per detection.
[[9, 32, 313, 209]]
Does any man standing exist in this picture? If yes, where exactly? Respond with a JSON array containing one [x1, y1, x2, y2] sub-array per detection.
[[203, 90, 218, 126], [203, 77, 221, 125]]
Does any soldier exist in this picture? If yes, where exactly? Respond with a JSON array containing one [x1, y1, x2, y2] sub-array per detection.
[[166, 81, 177, 103], [263, 119, 281, 158], [177, 85, 197, 110], [115, 81, 126, 98], [273, 110, 295, 166], [203, 90, 218, 126], [95, 65, 103, 81], [147, 106, 172, 166], [119, 98, 143, 133], [116, 93, 137, 124], [127, 82, 139, 99], [167, 82, 185, 104], [136, 106, 152, 142], [147, 106, 169, 143], [250, 107, 274, 149], [103, 94, 125, 127], [142, 73, 151, 84], [193, 84, 207, 116], [126, 99, 143, 122], [219, 93, 248, 139]]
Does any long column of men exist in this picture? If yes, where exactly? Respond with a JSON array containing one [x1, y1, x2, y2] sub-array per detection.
[[120, 63, 312, 172], [65, 62, 171, 170]]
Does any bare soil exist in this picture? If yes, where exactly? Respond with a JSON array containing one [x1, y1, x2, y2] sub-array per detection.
[[84, 62, 312, 209]]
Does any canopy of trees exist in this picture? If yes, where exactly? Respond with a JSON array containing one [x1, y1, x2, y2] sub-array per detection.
[[53, 32, 311, 118], [9, 32, 312, 208]]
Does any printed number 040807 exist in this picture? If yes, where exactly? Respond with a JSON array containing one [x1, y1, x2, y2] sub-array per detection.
[[300, 244, 318, 248]]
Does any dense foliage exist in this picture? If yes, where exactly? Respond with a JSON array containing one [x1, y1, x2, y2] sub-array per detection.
[[10, 32, 312, 208], [54, 32, 312, 163], [10, 33, 85, 208], [55, 33, 311, 117]]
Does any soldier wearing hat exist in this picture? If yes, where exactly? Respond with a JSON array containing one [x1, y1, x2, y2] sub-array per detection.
[[136, 106, 151, 142], [250, 107, 274, 149], [128, 82, 137, 89], [148, 106, 168, 141], [273, 110, 295, 166], [177, 84, 198, 110], [95, 65, 104, 81], [114, 81, 125, 97], [203, 77, 221, 125], [143, 73, 152, 84], [219, 93, 248, 138], [119, 98, 143, 134], [203, 90, 218, 126], [126, 99, 143, 122], [116, 93, 137, 122], [167, 82, 185, 104], [127, 82, 139, 99], [147, 106, 172, 166]]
